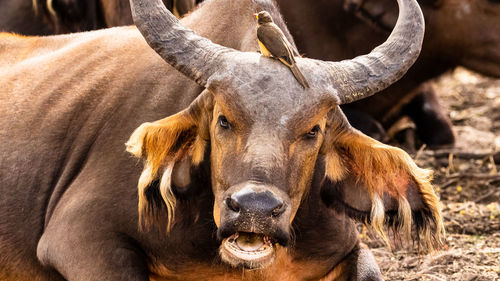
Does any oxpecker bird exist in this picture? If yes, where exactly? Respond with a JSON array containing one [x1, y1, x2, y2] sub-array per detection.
[[254, 11, 310, 88]]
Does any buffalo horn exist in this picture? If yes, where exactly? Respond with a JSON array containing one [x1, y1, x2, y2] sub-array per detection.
[[325, 0, 424, 104], [130, 0, 424, 105], [129, 0, 232, 86]]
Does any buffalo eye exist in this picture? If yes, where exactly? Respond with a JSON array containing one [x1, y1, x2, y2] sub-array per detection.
[[306, 125, 321, 138], [218, 115, 231, 129]]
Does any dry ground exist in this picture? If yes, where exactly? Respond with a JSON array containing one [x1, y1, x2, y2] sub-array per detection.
[[362, 68, 500, 281]]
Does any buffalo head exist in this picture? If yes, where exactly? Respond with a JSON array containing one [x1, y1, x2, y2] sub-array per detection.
[[126, 0, 443, 269]]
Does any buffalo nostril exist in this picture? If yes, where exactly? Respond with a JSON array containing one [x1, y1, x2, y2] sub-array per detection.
[[226, 197, 240, 213], [271, 203, 285, 217]]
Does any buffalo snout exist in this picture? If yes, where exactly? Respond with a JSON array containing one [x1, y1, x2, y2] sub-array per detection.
[[217, 183, 292, 268], [226, 188, 286, 218]]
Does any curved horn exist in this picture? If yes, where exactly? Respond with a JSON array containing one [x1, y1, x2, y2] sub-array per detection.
[[325, 0, 424, 104], [129, 0, 232, 86]]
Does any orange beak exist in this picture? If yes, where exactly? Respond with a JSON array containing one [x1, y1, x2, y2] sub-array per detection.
[[253, 13, 258, 20]]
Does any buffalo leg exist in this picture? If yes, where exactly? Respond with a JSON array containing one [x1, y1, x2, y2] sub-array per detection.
[[403, 83, 455, 147], [36, 186, 150, 281], [37, 230, 150, 281], [331, 243, 384, 281]]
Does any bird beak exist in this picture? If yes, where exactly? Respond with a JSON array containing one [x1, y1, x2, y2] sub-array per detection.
[[253, 13, 258, 19]]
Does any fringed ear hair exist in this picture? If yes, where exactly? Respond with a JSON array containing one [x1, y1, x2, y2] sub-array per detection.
[[127, 92, 213, 231], [127, 113, 198, 231], [322, 125, 444, 251]]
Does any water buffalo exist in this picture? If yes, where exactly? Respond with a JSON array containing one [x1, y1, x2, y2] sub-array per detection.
[[0, 0, 196, 35], [0, 0, 443, 279], [277, 0, 500, 147]]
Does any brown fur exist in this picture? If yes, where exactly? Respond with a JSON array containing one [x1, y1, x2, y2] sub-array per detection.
[[322, 261, 346, 281], [148, 246, 340, 281], [126, 111, 204, 230], [125, 91, 213, 231], [323, 119, 444, 250]]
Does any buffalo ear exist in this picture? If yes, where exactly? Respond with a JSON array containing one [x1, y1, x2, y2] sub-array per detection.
[[321, 113, 444, 251], [126, 93, 212, 231]]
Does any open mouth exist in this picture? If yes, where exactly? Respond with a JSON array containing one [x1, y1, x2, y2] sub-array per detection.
[[220, 232, 275, 268]]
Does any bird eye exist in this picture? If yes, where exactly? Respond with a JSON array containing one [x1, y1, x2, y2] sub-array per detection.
[[306, 125, 321, 138], [218, 115, 230, 129]]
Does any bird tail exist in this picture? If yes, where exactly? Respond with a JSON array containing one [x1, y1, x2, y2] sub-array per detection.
[[289, 64, 310, 88]]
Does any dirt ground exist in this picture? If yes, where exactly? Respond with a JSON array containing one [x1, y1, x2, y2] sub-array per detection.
[[362, 67, 500, 281]]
